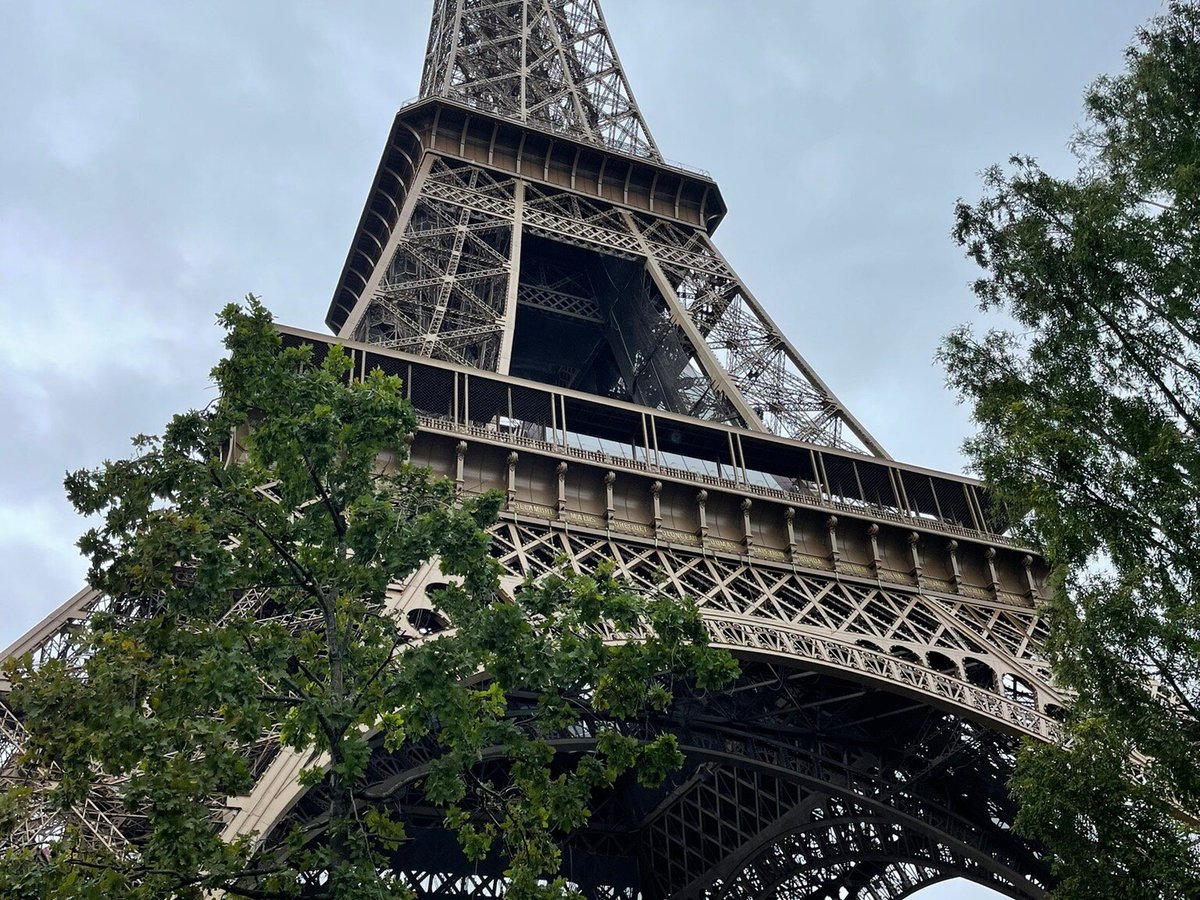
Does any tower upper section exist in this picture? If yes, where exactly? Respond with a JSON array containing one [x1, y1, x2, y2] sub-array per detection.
[[419, 0, 660, 161], [327, 0, 888, 457]]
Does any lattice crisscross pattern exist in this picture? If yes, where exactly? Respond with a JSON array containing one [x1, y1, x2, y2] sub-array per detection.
[[421, 0, 660, 160]]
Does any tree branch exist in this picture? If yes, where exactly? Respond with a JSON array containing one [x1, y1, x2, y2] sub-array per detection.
[[300, 447, 346, 542]]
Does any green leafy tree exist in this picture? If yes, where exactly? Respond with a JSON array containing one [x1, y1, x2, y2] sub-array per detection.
[[0, 299, 738, 899], [940, 2, 1200, 896]]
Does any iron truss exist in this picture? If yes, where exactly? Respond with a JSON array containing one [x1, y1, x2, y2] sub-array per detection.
[[3, 0, 1057, 894], [487, 520, 1056, 733], [259, 659, 1050, 899], [2, 503, 1055, 898], [208, 411, 1059, 897], [348, 154, 883, 454], [355, 160, 518, 370], [420, 0, 660, 161], [0, 588, 283, 861]]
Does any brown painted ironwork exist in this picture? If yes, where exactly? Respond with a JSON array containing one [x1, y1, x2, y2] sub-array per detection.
[[2, 2, 1058, 897]]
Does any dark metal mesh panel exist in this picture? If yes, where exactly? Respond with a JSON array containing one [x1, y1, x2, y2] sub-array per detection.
[[508, 385, 552, 430], [408, 365, 455, 419], [465, 377, 506, 426]]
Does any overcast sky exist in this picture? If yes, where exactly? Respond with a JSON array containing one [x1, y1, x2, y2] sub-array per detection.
[[0, 2, 1165, 896]]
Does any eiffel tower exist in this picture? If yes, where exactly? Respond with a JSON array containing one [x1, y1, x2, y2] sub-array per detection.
[[2, 2, 1061, 897]]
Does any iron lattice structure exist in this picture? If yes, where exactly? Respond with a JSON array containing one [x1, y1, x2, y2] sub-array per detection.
[[421, 0, 659, 161], [2, 2, 1061, 897], [327, 0, 885, 456]]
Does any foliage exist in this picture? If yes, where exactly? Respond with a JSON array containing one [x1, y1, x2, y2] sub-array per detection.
[[940, 3, 1200, 896], [0, 298, 738, 899]]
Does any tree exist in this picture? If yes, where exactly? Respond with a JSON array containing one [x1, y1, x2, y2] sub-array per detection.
[[0, 299, 738, 899], [940, 3, 1200, 896]]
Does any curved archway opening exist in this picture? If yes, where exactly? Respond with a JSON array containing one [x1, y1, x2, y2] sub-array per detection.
[[911, 879, 1012, 899], [257, 661, 1051, 899]]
